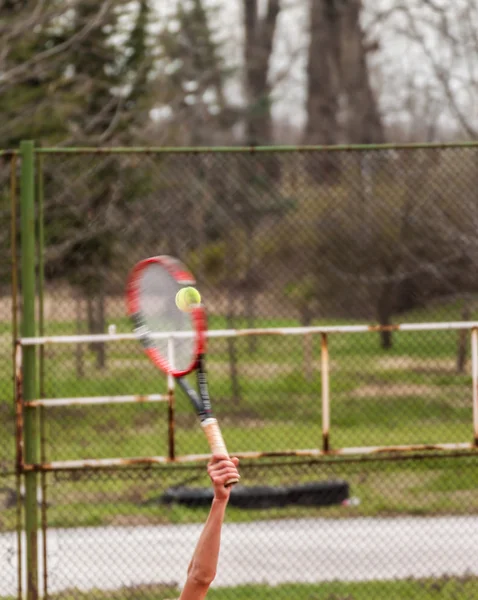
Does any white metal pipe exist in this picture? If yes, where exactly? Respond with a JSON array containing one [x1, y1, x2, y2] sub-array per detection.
[[167, 336, 175, 391], [167, 336, 176, 460], [24, 394, 167, 408], [472, 328, 478, 443], [321, 334, 330, 450], [18, 321, 478, 346]]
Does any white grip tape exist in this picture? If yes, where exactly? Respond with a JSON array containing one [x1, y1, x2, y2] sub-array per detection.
[[201, 418, 228, 455], [201, 418, 239, 486]]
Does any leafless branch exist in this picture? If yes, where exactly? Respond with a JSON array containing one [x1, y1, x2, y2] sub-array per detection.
[[404, 9, 477, 137], [0, 0, 114, 89]]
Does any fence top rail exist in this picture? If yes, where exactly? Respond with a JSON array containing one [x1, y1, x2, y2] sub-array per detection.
[[18, 321, 478, 346], [32, 141, 478, 154], [0, 149, 18, 157]]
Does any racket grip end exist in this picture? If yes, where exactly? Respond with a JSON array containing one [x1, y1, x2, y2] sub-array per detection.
[[202, 418, 239, 487], [225, 477, 240, 487]]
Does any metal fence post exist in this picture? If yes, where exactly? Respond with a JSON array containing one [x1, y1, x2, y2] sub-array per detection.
[[167, 336, 176, 460], [321, 333, 330, 452], [20, 140, 39, 599], [471, 327, 478, 447]]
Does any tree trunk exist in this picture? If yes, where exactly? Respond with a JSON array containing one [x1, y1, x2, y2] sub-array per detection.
[[303, 332, 314, 382], [224, 223, 242, 403], [243, 0, 280, 146], [96, 287, 106, 369], [245, 286, 257, 352], [87, 290, 106, 369], [377, 279, 395, 350], [226, 289, 242, 403], [76, 295, 84, 379], [457, 301, 470, 373], [87, 296, 95, 353], [303, 0, 341, 182], [244, 225, 258, 352], [339, 0, 385, 144]]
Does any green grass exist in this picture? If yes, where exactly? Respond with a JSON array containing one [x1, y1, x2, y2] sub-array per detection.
[[32, 338, 472, 459], [208, 577, 478, 600], [1, 300, 478, 530], [0, 453, 471, 532], [8, 576, 477, 600]]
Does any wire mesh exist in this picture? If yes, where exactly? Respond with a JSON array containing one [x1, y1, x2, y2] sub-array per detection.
[[9, 457, 478, 599], [0, 155, 16, 478], [10, 145, 478, 599], [0, 474, 20, 599], [35, 146, 478, 458]]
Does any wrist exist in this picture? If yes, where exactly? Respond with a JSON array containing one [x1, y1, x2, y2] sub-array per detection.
[[212, 496, 229, 506]]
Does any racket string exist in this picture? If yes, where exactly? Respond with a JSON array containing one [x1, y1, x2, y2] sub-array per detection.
[[138, 263, 195, 373]]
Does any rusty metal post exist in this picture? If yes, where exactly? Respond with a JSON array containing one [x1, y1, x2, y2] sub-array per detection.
[[20, 140, 39, 600], [39, 405, 48, 598], [14, 342, 24, 600], [321, 333, 330, 452], [471, 328, 478, 447], [10, 153, 24, 600], [14, 343, 25, 478], [167, 336, 176, 460], [36, 151, 49, 599]]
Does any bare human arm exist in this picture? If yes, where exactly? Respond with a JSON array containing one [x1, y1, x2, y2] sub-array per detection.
[[178, 454, 240, 600]]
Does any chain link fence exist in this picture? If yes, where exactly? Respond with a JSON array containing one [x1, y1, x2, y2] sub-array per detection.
[[0, 152, 20, 600], [5, 144, 478, 598], [0, 153, 15, 476]]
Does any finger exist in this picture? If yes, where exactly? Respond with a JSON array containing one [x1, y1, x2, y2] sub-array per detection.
[[210, 465, 239, 478], [207, 456, 232, 469], [231, 457, 239, 467], [211, 463, 238, 474], [209, 459, 236, 472], [219, 474, 240, 486], [215, 474, 240, 487], [212, 468, 240, 482]]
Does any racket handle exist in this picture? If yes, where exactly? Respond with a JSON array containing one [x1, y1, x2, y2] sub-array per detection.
[[201, 418, 239, 487]]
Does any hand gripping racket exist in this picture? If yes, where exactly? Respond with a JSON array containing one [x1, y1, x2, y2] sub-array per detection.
[[126, 255, 239, 486]]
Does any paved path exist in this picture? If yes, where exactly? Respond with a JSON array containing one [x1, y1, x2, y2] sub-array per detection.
[[1, 516, 477, 596]]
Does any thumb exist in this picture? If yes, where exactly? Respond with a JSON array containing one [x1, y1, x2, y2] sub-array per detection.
[[212, 453, 229, 462]]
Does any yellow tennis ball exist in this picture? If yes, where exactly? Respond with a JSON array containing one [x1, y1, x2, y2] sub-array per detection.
[[175, 287, 201, 312]]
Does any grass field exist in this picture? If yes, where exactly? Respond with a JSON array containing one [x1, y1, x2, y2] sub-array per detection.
[[1, 301, 478, 531], [22, 306, 478, 456], [4, 576, 476, 600]]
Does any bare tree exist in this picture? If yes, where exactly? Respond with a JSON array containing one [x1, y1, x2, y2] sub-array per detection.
[[340, 0, 385, 144], [243, 0, 281, 145], [366, 0, 478, 140], [303, 0, 342, 181], [303, 0, 384, 181], [304, 1, 340, 147]]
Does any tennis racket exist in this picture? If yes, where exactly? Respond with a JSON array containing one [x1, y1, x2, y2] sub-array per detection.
[[126, 255, 239, 486]]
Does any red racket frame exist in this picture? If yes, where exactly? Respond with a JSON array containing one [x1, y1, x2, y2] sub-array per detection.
[[125, 255, 206, 378]]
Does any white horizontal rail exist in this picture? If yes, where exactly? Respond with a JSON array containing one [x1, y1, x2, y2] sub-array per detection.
[[18, 321, 478, 346], [25, 394, 168, 408]]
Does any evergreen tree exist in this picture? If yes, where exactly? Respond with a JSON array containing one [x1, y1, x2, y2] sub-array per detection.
[[156, 0, 233, 144], [39, 1, 156, 368], [0, 1, 74, 146], [122, 0, 154, 125]]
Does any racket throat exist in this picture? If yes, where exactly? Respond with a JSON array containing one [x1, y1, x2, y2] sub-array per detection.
[[177, 377, 214, 420], [196, 354, 213, 418], [197, 374, 212, 415]]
